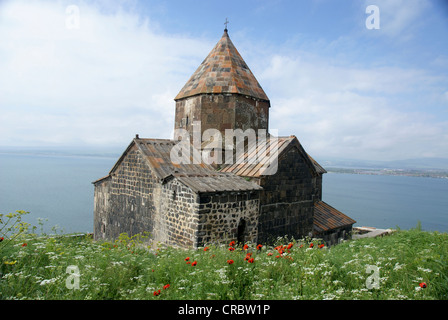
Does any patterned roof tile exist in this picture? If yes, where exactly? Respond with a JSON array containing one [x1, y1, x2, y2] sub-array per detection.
[[175, 30, 269, 102]]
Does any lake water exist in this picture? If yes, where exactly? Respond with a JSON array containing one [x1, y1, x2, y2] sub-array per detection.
[[0, 152, 447, 234]]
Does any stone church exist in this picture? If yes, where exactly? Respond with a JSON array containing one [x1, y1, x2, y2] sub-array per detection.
[[93, 28, 356, 248]]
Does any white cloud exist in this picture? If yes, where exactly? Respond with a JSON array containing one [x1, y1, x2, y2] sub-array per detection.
[[0, 0, 211, 146], [260, 53, 448, 161]]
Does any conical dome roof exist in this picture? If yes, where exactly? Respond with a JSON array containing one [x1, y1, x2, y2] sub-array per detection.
[[175, 30, 269, 102]]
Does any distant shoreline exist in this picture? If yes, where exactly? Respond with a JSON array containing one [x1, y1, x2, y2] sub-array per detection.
[[326, 167, 448, 179]]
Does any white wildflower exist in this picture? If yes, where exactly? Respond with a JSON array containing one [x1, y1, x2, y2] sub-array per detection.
[[393, 263, 404, 271], [39, 278, 58, 286], [323, 293, 336, 300]]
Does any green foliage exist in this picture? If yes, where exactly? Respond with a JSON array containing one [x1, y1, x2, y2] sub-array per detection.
[[1, 213, 447, 300], [0, 210, 32, 253]]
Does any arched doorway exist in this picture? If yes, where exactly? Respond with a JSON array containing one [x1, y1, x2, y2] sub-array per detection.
[[237, 219, 246, 245]]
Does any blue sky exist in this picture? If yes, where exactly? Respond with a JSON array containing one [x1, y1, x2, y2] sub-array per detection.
[[0, 0, 448, 161]]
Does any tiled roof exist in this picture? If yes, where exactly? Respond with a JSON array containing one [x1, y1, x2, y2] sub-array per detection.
[[172, 173, 262, 193], [135, 138, 211, 179], [175, 30, 269, 102], [219, 135, 326, 177], [313, 201, 356, 233], [104, 137, 261, 193]]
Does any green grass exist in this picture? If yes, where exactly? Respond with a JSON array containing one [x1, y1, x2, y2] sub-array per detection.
[[1, 214, 447, 300]]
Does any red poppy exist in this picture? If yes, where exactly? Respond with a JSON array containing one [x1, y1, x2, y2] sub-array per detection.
[[228, 247, 235, 252], [287, 243, 294, 250], [267, 252, 273, 256], [227, 259, 234, 265], [0, 237, 4, 242], [419, 282, 427, 289], [275, 255, 280, 258], [319, 244, 325, 249], [22, 243, 27, 247], [309, 243, 314, 248], [248, 258, 255, 263], [204, 246, 209, 251], [163, 284, 170, 290], [185, 257, 190, 261], [256, 244, 262, 250], [229, 241, 236, 247], [191, 261, 197, 266], [243, 244, 249, 250], [153, 290, 160, 296], [186, 261, 191, 265]]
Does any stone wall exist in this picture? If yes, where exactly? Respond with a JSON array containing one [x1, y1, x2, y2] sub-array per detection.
[[257, 147, 318, 243], [93, 176, 111, 239], [313, 175, 323, 201], [93, 145, 159, 241], [174, 94, 269, 140], [196, 191, 260, 246], [315, 225, 353, 247], [158, 178, 199, 248]]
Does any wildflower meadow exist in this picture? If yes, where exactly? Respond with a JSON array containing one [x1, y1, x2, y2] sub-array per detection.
[[1, 210, 447, 300]]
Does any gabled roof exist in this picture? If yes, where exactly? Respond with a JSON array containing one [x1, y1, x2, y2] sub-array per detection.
[[219, 135, 326, 178], [313, 201, 356, 233], [135, 138, 212, 179], [95, 137, 261, 193], [175, 30, 269, 102]]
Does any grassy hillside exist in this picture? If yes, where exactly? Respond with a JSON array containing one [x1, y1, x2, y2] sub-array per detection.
[[1, 212, 447, 300]]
